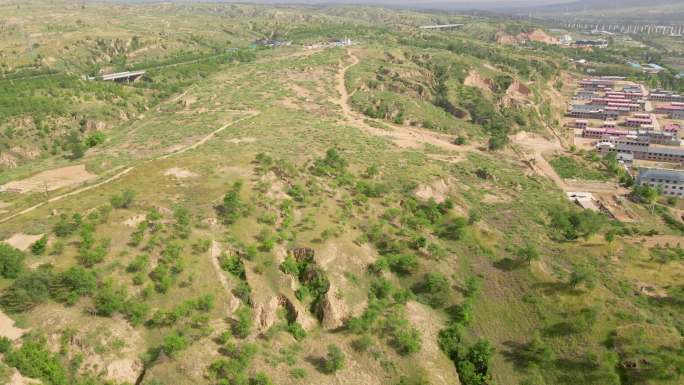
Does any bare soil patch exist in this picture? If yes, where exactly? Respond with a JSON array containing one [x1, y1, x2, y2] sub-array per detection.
[[0, 165, 97, 194], [3, 233, 43, 251], [0, 310, 27, 341], [8, 370, 40, 385], [123, 214, 146, 228], [225, 137, 256, 145], [164, 167, 198, 179], [405, 301, 461, 385]]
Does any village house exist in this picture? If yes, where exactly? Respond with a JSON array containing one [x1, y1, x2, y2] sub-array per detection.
[[649, 90, 684, 103], [574, 119, 588, 129], [637, 168, 684, 197], [569, 104, 605, 119], [597, 142, 684, 164], [655, 104, 684, 119], [574, 90, 598, 100]]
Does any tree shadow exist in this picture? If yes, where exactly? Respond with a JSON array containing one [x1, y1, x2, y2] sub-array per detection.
[[500, 340, 531, 371], [531, 281, 572, 296], [304, 354, 327, 374], [493, 257, 523, 271], [542, 321, 579, 337]]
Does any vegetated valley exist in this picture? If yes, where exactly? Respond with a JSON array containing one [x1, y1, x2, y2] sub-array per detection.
[[0, 1, 682, 385]]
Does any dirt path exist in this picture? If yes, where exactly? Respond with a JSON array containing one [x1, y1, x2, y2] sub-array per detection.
[[510, 131, 568, 189], [334, 50, 481, 153], [0, 112, 259, 224], [0, 167, 134, 224]]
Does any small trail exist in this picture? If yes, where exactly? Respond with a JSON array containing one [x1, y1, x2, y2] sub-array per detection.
[[334, 50, 482, 153], [0, 112, 259, 224]]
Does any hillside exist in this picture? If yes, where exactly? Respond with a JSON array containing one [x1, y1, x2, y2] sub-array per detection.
[[0, 2, 683, 385]]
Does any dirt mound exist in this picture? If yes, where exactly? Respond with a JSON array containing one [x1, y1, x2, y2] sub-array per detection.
[[464, 70, 494, 93], [502, 80, 533, 107], [319, 282, 349, 330], [415, 178, 451, 203], [29, 304, 145, 384], [497, 29, 558, 45], [507, 81, 531, 96], [527, 29, 558, 44], [496, 33, 519, 45], [0, 165, 97, 194], [3, 233, 43, 251]]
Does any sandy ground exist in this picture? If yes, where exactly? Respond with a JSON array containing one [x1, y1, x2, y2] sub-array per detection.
[[3, 232, 43, 251], [0, 165, 97, 194]]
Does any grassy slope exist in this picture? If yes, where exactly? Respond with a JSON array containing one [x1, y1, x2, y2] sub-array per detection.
[[0, 3, 683, 385]]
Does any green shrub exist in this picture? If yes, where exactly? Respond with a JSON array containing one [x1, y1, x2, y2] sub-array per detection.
[[233, 306, 253, 338], [161, 330, 189, 358], [110, 189, 136, 209], [286, 322, 307, 341], [84, 131, 105, 147], [5, 333, 68, 385], [413, 272, 450, 308], [0, 244, 25, 279]]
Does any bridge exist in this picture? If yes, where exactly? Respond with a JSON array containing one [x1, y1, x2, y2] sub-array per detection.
[[419, 24, 463, 30], [89, 70, 146, 82]]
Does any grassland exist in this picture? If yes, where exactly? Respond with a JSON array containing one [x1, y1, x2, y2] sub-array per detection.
[[0, 2, 682, 385]]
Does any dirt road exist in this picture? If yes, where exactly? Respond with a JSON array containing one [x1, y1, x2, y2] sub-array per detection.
[[0, 112, 259, 224], [335, 50, 481, 153]]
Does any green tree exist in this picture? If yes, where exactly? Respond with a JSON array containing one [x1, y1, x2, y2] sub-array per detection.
[[324, 344, 345, 373], [84, 131, 105, 147], [0, 244, 26, 278], [66, 130, 85, 159], [30, 235, 48, 256], [569, 265, 597, 290], [110, 189, 136, 209], [161, 330, 189, 358], [517, 244, 540, 265], [219, 181, 246, 224]]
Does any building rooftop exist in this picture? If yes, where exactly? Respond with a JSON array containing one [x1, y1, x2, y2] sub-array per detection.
[[571, 104, 603, 112], [616, 143, 684, 156], [638, 168, 684, 183]]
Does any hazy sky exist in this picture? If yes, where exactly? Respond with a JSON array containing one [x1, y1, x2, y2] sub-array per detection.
[[228, 0, 573, 11]]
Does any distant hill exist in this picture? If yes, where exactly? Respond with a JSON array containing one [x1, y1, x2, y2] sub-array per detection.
[[517, 0, 684, 23]]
